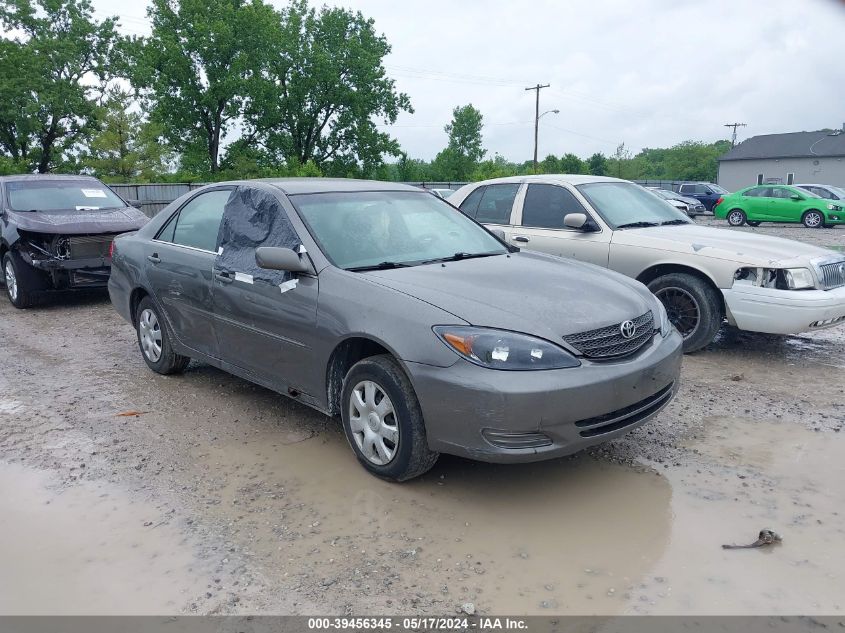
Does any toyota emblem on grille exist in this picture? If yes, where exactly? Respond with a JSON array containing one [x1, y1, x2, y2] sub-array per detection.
[[620, 320, 637, 339]]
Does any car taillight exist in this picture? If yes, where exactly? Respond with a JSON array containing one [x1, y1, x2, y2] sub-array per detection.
[[109, 240, 115, 258], [715, 197, 724, 207]]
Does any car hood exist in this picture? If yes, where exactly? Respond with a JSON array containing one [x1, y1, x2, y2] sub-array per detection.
[[361, 251, 655, 340], [6, 207, 149, 235], [611, 224, 841, 266], [679, 195, 703, 206]]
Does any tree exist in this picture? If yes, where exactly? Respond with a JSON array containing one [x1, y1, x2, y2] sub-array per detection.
[[243, 0, 412, 175], [82, 89, 172, 181], [539, 154, 560, 174], [588, 152, 608, 176], [472, 153, 518, 181], [431, 104, 484, 180], [135, 0, 279, 174], [0, 0, 125, 172], [559, 153, 585, 174]]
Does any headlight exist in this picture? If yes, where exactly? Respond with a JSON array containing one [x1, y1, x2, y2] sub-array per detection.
[[827, 203, 842, 211], [433, 326, 580, 370], [734, 267, 817, 290], [653, 298, 672, 337], [783, 268, 815, 289]]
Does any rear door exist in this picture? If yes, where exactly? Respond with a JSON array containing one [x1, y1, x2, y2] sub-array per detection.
[[511, 182, 610, 266], [145, 188, 231, 358], [458, 183, 521, 239], [741, 186, 772, 219], [211, 185, 319, 397]]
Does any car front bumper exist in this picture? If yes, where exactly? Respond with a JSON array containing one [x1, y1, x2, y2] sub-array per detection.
[[723, 284, 845, 334], [21, 252, 112, 288], [406, 330, 683, 463]]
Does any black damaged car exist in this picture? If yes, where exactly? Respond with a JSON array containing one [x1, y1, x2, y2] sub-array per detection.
[[0, 175, 148, 308]]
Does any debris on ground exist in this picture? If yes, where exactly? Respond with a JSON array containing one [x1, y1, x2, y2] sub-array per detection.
[[722, 529, 782, 550], [116, 410, 148, 417]]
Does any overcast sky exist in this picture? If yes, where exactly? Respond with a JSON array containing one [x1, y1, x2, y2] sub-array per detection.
[[92, 0, 845, 162]]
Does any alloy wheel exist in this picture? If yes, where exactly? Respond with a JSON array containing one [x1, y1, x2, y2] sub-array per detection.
[[348, 380, 399, 465], [138, 308, 163, 362], [655, 286, 701, 338], [728, 211, 745, 226], [804, 212, 822, 228], [4, 261, 17, 302]]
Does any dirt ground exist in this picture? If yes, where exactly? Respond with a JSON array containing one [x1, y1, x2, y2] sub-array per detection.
[[0, 219, 843, 616]]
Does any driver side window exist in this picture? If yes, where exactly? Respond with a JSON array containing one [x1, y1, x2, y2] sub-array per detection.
[[521, 184, 587, 229]]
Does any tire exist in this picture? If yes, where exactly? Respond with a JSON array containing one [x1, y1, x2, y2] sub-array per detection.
[[135, 296, 190, 375], [3, 251, 42, 309], [802, 210, 824, 229], [726, 209, 747, 226], [340, 354, 438, 481], [747, 221, 761, 227], [648, 273, 723, 353]]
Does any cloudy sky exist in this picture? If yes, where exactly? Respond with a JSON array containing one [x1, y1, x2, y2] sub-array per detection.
[[92, 0, 845, 162]]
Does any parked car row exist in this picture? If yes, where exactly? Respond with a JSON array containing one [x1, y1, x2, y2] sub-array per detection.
[[3, 174, 844, 482]]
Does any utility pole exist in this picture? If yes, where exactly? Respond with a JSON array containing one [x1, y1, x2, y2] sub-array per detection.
[[526, 83, 550, 172], [724, 122, 747, 148]]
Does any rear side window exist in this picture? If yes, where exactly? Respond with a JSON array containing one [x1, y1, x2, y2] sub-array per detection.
[[522, 184, 587, 229], [475, 184, 519, 224], [158, 189, 231, 252], [458, 186, 485, 217]]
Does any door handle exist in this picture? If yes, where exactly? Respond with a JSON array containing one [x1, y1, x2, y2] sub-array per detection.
[[147, 253, 160, 264], [513, 235, 530, 243], [215, 271, 234, 284]]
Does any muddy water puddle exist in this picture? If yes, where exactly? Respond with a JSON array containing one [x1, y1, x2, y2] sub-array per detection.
[[191, 413, 845, 615], [0, 461, 207, 614]]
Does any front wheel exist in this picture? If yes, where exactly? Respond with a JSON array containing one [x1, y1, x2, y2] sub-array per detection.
[[341, 354, 438, 481], [727, 209, 747, 226], [648, 273, 723, 353], [802, 210, 824, 228], [3, 252, 41, 309], [135, 296, 190, 374]]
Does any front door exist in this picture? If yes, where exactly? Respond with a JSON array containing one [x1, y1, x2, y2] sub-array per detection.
[[211, 185, 319, 397], [145, 188, 231, 358], [510, 182, 611, 266], [767, 187, 802, 221]]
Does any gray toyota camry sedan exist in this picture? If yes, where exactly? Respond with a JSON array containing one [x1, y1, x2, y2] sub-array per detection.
[[109, 179, 683, 480]]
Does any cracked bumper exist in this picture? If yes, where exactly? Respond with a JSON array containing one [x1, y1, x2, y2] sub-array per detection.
[[723, 285, 845, 334]]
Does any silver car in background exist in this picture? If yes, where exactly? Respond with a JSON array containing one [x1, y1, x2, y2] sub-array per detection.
[[646, 187, 708, 217], [109, 179, 682, 481]]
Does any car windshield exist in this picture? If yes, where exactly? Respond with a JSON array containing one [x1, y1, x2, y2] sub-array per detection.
[[577, 182, 691, 229], [290, 191, 508, 270], [828, 185, 845, 198], [6, 180, 127, 212]]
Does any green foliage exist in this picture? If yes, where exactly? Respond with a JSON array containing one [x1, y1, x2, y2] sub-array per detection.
[[471, 153, 518, 181], [135, 0, 279, 174], [559, 153, 586, 174], [588, 152, 608, 176], [0, 0, 126, 172], [430, 104, 485, 180], [242, 0, 411, 175]]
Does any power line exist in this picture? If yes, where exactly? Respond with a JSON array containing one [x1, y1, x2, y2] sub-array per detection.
[[724, 122, 747, 147]]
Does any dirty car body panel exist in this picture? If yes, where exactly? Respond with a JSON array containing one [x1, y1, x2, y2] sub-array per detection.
[[109, 178, 682, 477], [0, 175, 148, 302]]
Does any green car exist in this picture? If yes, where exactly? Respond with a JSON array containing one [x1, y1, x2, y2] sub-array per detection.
[[714, 184, 845, 229]]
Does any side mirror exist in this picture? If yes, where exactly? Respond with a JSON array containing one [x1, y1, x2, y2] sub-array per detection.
[[490, 228, 506, 241], [790, 194, 801, 201], [126, 198, 142, 208], [564, 213, 589, 229], [255, 246, 310, 273]]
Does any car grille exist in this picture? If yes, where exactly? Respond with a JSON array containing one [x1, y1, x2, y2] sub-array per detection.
[[59, 235, 115, 260], [563, 311, 655, 359], [819, 260, 845, 290]]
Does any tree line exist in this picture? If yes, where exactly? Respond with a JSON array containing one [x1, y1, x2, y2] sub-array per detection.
[[0, 0, 730, 184]]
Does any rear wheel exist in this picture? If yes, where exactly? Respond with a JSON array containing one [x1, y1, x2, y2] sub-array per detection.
[[135, 296, 190, 374], [802, 210, 824, 228], [648, 273, 723, 353], [341, 354, 438, 481], [727, 209, 747, 226]]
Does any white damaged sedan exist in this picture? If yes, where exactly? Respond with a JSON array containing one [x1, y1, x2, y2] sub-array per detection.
[[449, 175, 845, 352]]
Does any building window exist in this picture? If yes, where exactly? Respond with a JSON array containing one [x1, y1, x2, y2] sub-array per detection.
[[756, 173, 764, 185], [787, 173, 794, 185]]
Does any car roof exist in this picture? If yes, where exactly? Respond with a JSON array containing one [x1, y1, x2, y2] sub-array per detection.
[[253, 178, 420, 195], [468, 174, 627, 187], [0, 174, 104, 183]]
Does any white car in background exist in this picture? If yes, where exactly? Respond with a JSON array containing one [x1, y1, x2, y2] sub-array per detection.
[[422, 188, 455, 200], [449, 175, 845, 352], [646, 187, 708, 217], [796, 183, 845, 202]]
